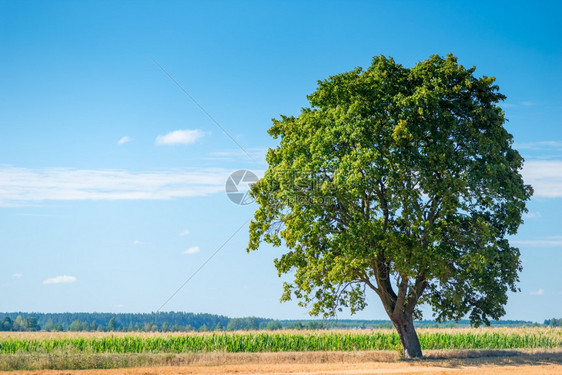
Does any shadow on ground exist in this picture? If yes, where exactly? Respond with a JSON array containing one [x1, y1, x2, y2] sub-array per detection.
[[417, 349, 562, 367]]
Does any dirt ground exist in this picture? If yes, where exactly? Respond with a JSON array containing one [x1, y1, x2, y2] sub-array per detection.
[[4, 363, 560, 375], [2, 349, 561, 375]]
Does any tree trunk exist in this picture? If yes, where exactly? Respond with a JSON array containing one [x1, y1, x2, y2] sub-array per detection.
[[392, 314, 423, 358]]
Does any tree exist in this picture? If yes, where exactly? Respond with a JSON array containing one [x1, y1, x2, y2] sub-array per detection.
[[107, 317, 117, 331], [545, 318, 561, 327], [266, 320, 282, 330], [198, 324, 209, 332], [44, 318, 55, 332], [68, 319, 86, 331], [13, 315, 24, 331], [248, 54, 532, 358], [1, 317, 13, 331], [24, 317, 39, 331]]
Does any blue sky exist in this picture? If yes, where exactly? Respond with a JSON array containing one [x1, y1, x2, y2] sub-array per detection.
[[0, 0, 561, 322]]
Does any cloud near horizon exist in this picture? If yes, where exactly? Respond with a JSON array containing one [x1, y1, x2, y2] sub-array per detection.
[[521, 160, 562, 198], [155, 129, 204, 145], [0, 166, 229, 206], [43, 275, 77, 285]]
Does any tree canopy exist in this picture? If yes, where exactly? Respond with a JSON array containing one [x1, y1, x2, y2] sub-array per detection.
[[248, 54, 532, 357]]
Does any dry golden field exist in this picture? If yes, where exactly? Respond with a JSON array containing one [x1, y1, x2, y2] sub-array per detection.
[[0, 349, 561, 375]]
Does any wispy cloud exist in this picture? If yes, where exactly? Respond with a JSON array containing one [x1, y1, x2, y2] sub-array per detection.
[[502, 101, 535, 109], [529, 288, 544, 296], [179, 229, 190, 236], [512, 235, 562, 248], [117, 136, 131, 145], [0, 166, 229, 206], [43, 275, 77, 285], [182, 246, 200, 255], [133, 240, 143, 245], [206, 147, 268, 163], [521, 160, 562, 198], [523, 211, 541, 219], [12, 273, 23, 279], [156, 129, 204, 145], [515, 141, 562, 151]]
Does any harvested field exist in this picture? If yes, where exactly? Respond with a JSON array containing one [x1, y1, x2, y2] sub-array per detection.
[[0, 349, 561, 374]]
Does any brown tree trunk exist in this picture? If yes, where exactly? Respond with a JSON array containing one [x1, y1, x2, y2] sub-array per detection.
[[392, 313, 423, 358]]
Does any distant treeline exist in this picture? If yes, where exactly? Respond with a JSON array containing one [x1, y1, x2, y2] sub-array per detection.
[[545, 318, 562, 327], [1, 312, 230, 332], [0, 312, 548, 332]]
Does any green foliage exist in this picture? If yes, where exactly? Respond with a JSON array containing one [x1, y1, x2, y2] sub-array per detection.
[[0, 312, 231, 332], [13, 316, 24, 331], [1, 317, 13, 331], [107, 317, 117, 331], [198, 324, 209, 332], [68, 320, 90, 332], [545, 318, 562, 327], [266, 321, 282, 330], [249, 54, 532, 328], [0, 316, 41, 332], [226, 317, 261, 331], [0, 313, 541, 332], [23, 317, 39, 332]]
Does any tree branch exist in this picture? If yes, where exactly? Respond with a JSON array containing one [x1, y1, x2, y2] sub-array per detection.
[[393, 274, 409, 318]]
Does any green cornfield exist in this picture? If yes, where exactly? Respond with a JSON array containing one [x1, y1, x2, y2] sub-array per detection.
[[1, 328, 560, 354]]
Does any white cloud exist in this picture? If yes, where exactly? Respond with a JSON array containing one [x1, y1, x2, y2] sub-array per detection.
[[179, 229, 190, 236], [0, 166, 229, 206], [523, 211, 541, 219], [512, 239, 562, 248], [515, 141, 562, 151], [12, 273, 23, 278], [521, 160, 562, 198], [133, 240, 142, 245], [43, 275, 77, 285], [529, 288, 544, 296], [183, 246, 200, 255], [118, 136, 131, 145], [155, 129, 204, 145]]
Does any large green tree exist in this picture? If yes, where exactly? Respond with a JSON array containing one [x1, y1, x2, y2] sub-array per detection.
[[248, 54, 532, 358]]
